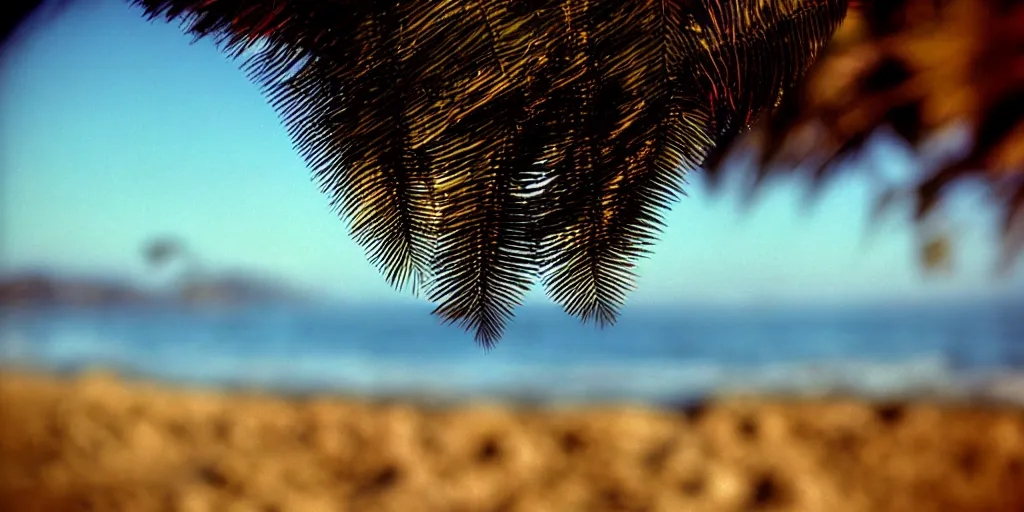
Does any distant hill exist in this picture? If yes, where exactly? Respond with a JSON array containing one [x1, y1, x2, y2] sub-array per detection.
[[0, 274, 146, 307], [174, 272, 305, 305], [0, 272, 305, 308]]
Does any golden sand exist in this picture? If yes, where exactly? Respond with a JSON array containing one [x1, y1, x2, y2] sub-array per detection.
[[1, 369, 1023, 511]]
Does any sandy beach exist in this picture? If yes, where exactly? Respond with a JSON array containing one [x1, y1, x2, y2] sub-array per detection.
[[1, 368, 1023, 512]]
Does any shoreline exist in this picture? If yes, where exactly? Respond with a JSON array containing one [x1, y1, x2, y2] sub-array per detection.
[[3, 368, 1024, 511], [5, 359, 1024, 410]]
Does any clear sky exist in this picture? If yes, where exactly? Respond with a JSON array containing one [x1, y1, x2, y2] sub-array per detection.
[[1, 0, 1021, 307]]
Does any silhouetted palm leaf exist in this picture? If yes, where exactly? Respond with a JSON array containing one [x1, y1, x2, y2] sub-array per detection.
[[120, 0, 848, 345]]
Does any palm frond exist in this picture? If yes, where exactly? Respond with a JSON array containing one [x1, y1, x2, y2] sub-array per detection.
[[536, 0, 847, 326], [136, 0, 442, 295], [710, 0, 1024, 271], [427, 91, 543, 347], [420, 3, 549, 347], [531, 0, 639, 326], [128, 0, 848, 344]]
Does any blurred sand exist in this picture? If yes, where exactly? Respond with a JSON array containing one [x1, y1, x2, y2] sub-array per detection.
[[2, 369, 1023, 512]]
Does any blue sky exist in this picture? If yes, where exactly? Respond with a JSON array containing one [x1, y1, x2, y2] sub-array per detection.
[[1, 0, 1021, 307]]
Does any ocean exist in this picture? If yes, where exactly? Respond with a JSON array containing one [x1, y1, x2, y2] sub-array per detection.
[[1, 300, 1022, 404]]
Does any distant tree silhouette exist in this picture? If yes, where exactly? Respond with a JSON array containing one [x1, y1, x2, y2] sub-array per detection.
[[143, 237, 185, 268], [141, 236, 204, 289]]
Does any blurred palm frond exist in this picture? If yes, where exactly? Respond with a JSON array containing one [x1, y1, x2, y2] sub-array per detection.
[[708, 0, 1024, 274]]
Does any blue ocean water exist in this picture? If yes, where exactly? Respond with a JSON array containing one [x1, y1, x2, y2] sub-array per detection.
[[1, 300, 1022, 404]]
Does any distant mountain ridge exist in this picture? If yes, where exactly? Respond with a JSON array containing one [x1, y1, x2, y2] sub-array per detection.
[[0, 272, 304, 307]]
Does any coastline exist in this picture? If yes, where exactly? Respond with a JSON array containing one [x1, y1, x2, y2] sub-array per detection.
[[2, 368, 1023, 511]]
